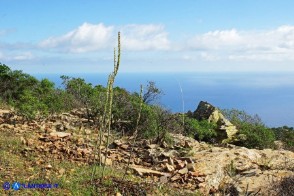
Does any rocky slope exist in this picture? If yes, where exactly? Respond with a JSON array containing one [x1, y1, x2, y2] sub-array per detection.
[[0, 108, 293, 195]]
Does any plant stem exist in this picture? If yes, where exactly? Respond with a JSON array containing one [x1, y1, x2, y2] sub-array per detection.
[[91, 32, 121, 188], [123, 84, 143, 179]]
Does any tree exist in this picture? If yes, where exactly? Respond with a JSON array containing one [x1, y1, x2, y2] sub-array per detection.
[[61, 76, 99, 121], [0, 63, 39, 103], [143, 81, 162, 104], [16, 90, 47, 120], [222, 108, 264, 127]]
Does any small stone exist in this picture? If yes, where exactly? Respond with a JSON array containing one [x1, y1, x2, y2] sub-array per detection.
[[77, 137, 84, 145], [178, 167, 188, 175], [190, 171, 205, 177], [113, 140, 123, 146], [20, 137, 26, 145], [84, 129, 91, 135], [187, 163, 196, 172], [175, 160, 186, 169], [161, 141, 168, 148], [160, 175, 168, 183], [168, 157, 174, 165], [171, 175, 181, 182], [196, 177, 205, 183], [165, 163, 175, 172], [147, 144, 157, 149], [59, 168, 65, 175], [45, 164, 53, 169], [120, 144, 129, 150], [100, 155, 112, 166], [131, 166, 169, 177], [49, 132, 71, 138]]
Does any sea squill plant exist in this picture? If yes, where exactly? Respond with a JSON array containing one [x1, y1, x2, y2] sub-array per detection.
[[91, 32, 121, 185]]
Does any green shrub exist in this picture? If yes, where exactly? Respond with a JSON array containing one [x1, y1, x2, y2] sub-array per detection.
[[236, 122, 275, 149], [0, 63, 39, 102], [184, 117, 217, 142], [137, 104, 181, 144], [272, 126, 294, 151], [60, 75, 106, 121], [16, 90, 48, 120], [222, 109, 276, 149], [111, 87, 142, 133], [222, 108, 264, 126]]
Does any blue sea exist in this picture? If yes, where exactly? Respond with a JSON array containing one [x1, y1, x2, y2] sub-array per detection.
[[34, 72, 294, 127]]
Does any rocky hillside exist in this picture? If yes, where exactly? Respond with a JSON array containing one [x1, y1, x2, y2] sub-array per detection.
[[0, 108, 293, 195]]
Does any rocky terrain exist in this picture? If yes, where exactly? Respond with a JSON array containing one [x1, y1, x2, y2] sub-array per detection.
[[0, 108, 294, 195]]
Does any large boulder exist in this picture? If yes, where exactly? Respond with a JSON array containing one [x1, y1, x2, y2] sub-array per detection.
[[193, 101, 241, 143]]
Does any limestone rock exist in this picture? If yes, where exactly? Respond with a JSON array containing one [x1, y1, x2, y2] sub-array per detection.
[[165, 163, 175, 172], [178, 167, 188, 175], [49, 132, 71, 138], [130, 166, 170, 177], [193, 101, 239, 143], [100, 154, 113, 166]]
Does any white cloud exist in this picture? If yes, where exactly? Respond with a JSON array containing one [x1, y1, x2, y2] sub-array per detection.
[[188, 25, 294, 62], [39, 23, 170, 53], [120, 24, 170, 51], [39, 23, 114, 53], [189, 29, 242, 50], [0, 51, 34, 61], [13, 52, 34, 60], [3, 23, 294, 73]]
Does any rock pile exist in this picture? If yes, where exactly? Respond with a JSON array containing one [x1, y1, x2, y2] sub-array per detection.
[[1, 108, 293, 195]]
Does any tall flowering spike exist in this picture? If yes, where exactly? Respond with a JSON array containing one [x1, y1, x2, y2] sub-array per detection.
[[114, 47, 116, 70], [100, 31, 121, 180], [114, 32, 120, 76]]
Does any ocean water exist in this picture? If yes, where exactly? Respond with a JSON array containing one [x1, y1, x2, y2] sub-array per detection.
[[34, 72, 294, 127]]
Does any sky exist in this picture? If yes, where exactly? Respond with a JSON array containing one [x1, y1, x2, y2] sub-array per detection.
[[1, 0, 294, 74]]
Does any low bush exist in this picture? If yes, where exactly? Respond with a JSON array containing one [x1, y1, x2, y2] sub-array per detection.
[[138, 105, 181, 144], [237, 122, 275, 149], [222, 109, 276, 149], [184, 117, 217, 142], [272, 126, 294, 151]]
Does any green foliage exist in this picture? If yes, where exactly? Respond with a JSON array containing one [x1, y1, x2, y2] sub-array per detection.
[[0, 63, 39, 102], [137, 103, 158, 138], [62, 76, 93, 107], [272, 126, 294, 151], [151, 106, 176, 144], [2, 62, 290, 152], [0, 63, 77, 118], [16, 90, 48, 120], [13, 78, 69, 119], [222, 108, 264, 126], [143, 81, 163, 104], [136, 104, 181, 144], [222, 109, 275, 149], [184, 117, 217, 142], [238, 122, 275, 149], [61, 75, 106, 120]]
